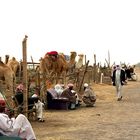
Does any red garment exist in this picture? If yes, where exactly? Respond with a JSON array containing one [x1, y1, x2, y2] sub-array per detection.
[[0, 100, 5, 107], [47, 51, 58, 55], [0, 93, 5, 107]]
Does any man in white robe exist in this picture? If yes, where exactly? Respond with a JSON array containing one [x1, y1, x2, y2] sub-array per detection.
[[31, 94, 45, 122], [112, 65, 126, 101], [0, 100, 36, 140]]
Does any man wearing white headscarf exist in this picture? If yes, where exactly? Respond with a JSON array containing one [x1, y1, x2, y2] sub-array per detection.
[[82, 83, 96, 107], [112, 65, 126, 101], [33, 97, 45, 122], [54, 84, 64, 97], [0, 98, 36, 140], [71, 90, 81, 107]]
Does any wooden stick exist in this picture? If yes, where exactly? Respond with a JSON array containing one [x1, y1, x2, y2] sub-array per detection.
[[108, 50, 110, 68], [30, 56, 35, 70], [84, 55, 86, 65], [22, 35, 28, 117], [93, 54, 97, 82], [78, 60, 89, 92], [105, 58, 109, 67]]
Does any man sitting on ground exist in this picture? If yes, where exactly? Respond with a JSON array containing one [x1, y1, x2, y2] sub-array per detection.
[[71, 90, 81, 107], [54, 84, 64, 97], [32, 94, 45, 122], [61, 83, 76, 110], [0, 99, 36, 140], [15, 84, 45, 122], [82, 83, 96, 107]]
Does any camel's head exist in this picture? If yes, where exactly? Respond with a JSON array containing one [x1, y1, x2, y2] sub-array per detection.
[[12, 57, 16, 61], [70, 51, 77, 59], [78, 54, 84, 58]]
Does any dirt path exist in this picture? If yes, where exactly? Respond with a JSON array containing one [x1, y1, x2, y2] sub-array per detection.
[[32, 79, 140, 140]]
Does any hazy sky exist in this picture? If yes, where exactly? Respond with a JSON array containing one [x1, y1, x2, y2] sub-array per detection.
[[0, 0, 140, 65]]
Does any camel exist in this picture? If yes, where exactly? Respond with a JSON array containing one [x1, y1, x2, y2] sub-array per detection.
[[67, 51, 77, 73], [39, 57, 49, 76], [76, 54, 84, 69], [0, 60, 14, 92], [39, 51, 78, 84], [7, 57, 20, 76], [39, 51, 68, 83], [5, 55, 10, 64]]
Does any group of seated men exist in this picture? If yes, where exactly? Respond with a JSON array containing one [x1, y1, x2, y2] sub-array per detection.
[[13, 83, 45, 122], [14, 81, 97, 116], [0, 81, 96, 139], [52, 82, 96, 109]]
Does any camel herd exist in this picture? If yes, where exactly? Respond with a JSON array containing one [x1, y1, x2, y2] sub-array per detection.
[[0, 56, 20, 92], [38, 51, 85, 83], [0, 52, 85, 95]]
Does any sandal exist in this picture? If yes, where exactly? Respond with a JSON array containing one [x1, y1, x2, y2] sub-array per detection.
[[38, 118, 45, 122]]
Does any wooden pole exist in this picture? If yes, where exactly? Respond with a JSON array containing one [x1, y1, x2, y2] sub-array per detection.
[[18, 61, 22, 83], [22, 35, 28, 117], [78, 60, 89, 92], [93, 54, 97, 82], [91, 53, 94, 82], [30, 56, 35, 70], [37, 70, 41, 96], [108, 50, 110, 68], [43, 72, 47, 102], [84, 55, 86, 65], [105, 58, 109, 68]]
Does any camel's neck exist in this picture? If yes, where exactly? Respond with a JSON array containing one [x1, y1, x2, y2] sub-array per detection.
[[70, 58, 76, 62], [0, 61, 5, 66]]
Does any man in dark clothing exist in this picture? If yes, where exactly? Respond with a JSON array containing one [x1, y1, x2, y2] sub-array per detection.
[[112, 65, 126, 101], [61, 83, 76, 109]]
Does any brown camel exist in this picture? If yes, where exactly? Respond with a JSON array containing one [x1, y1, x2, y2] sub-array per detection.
[[5, 55, 10, 64], [67, 51, 77, 73], [7, 57, 20, 76], [76, 54, 84, 69], [39, 51, 78, 84], [0, 60, 15, 108], [0, 60, 14, 92], [39, 52, 68, 83]]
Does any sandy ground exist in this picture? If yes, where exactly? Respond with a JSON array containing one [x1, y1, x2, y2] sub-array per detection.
[[32, 67, 140, 140]]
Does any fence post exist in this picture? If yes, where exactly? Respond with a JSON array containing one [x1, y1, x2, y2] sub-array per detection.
[[22, 35, 28, 117], [78, 60, 89, 92], [93, 54, 97, 83]]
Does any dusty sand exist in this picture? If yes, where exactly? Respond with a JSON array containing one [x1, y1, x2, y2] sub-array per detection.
[[32, 67, 140, 140]]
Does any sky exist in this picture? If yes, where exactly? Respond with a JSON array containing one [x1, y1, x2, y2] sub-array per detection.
[[0, 0, 140, 66]]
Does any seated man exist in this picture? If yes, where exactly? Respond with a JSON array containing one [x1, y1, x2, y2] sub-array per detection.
[[71, 90, 81, 107], [47, 51, 58, 60], [61, 83, 76, 110], [32, 94, 45, 122], [82, 83, 96, 107], [0, 100, 36, 140], [15, 84, 45, 122], [54, 84, 64, 97]]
